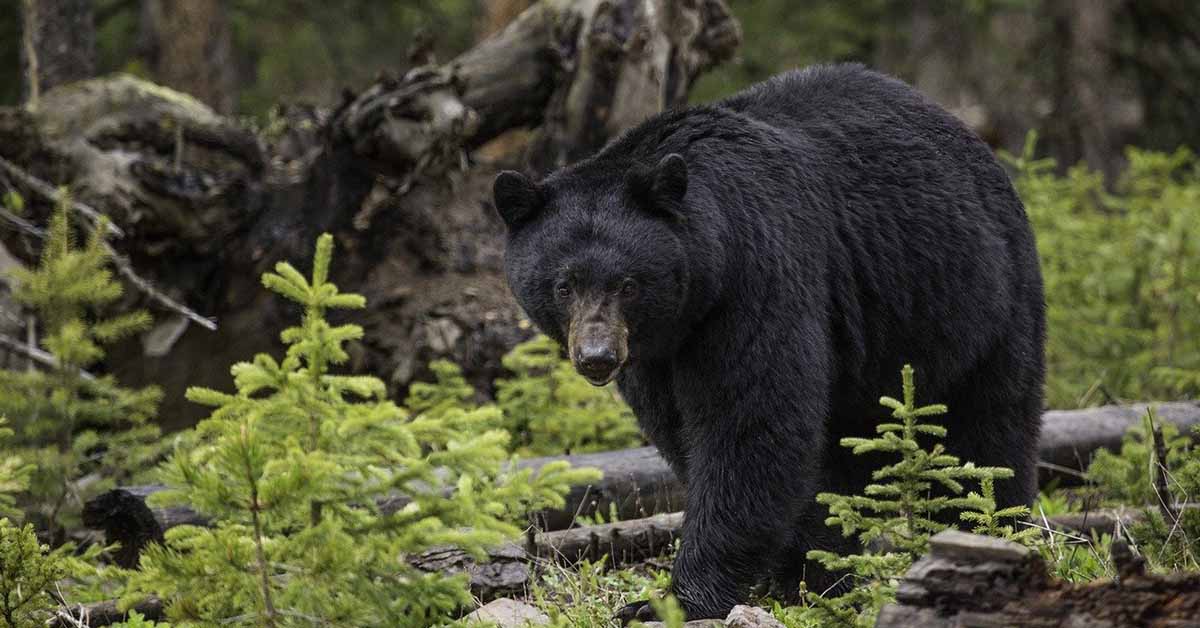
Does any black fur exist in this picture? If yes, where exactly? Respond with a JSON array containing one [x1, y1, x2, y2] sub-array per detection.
[[495, 64, 1046, 619]]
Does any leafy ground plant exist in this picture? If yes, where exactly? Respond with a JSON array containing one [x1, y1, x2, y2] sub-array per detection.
[[1007, 135, 1200, 406], [122, 234, 599, 627], [531, 557, 672, 628], [0, 518, 65, 628], [0, 517, 108, 628], [1086, 409, 1200, 572]]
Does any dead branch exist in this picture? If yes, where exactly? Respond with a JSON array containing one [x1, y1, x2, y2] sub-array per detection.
[[0, 332, 95, 380], [0, 155, 121, 237]]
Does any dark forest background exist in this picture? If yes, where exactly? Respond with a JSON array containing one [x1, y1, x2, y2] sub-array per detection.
[[4, 0, 1199, 181]]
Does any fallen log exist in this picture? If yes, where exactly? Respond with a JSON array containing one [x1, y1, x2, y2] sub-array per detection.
[[875, 530, 1200, 627], [59, 502, 1197, 625], [1034, 503, 1199, 540], [49, 597, 164, 628], [84, 446, 684, 567], [1038, 401, 1200, 474], [413, 511, 684, 602], [57, 514, 682, 626], [82, 401, 1200, 567], [416, 505, 1190, 605]]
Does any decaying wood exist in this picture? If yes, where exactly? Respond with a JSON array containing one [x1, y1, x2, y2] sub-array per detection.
[[0, 0, 741, 428], [82, 401, 1200, 568], [413, 512, 684, 602], [57, 504, 1198, 625], [1038, 401, 1200, 479], [876, 530, 1200, 627], [56, 514, 680, 626], [84, 446, 684, 567], [49, 597, 164, 628]]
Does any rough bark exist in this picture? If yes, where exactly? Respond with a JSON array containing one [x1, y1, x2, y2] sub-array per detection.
[[477, 0, 535, 40], [81, 401, 1200, 567], [0, 0, 741, 428], [876, 530, 1200, 628], [19, 0, 96, 106], [139, 0, 238, 114], [874, 1, 1144, 179]]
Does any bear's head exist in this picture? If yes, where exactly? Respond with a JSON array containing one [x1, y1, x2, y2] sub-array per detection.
[[493, 154, 693, 386]]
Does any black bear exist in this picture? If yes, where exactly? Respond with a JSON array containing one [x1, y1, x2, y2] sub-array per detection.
[[492, 64, 1045, 620]]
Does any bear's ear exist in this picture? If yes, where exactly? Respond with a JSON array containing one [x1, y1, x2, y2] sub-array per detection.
[[629, 153, 688, 220], [493, 170, 544, 229]]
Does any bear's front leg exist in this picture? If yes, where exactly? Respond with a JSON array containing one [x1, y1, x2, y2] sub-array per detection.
[[635, 335, 829, 620], [672, 397, 826, 617]]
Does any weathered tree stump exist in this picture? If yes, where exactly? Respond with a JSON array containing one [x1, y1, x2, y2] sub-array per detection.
[[876, 530, 1200, 628], [0, 0, 741, 427]]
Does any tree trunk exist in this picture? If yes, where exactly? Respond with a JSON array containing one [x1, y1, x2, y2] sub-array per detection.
[[19, 0, 95, 107], [477, 0, 534, 40], [139, 0, 238, 114]]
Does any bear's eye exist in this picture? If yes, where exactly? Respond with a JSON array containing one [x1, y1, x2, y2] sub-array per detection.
[[620, 278, 638, 298]]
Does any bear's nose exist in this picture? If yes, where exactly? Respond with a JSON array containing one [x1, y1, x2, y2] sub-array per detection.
[[576, 346, 619, 383]]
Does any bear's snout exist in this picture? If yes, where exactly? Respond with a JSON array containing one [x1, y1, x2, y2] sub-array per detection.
[[567, 299, 628, 386], [575, 339, 622, 385]]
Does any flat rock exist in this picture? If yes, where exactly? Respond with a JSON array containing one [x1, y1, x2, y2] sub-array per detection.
[[725, 605, 785, 628], [640, 605, 783, 628], [465, 598, 549, 626], [929, 529, 1031, 563], [639, 621, 722, 628]]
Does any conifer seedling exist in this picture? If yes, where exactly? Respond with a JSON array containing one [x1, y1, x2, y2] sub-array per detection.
[[125, 234, 599, 627]]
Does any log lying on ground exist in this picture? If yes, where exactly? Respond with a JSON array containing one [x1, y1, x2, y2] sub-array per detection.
[[56, 514, 682, 626], [82, 401, 1200, 567], [875, 530, 1200, 628], [49, 597, 164, 628], [416, 504, 1194, 605], [84, 446, 683, 567], [55, 505, 1194, 625], [413, 512, 684, 602], [1038, 401, 1200, 474], [1034, 503, 1198, 539]]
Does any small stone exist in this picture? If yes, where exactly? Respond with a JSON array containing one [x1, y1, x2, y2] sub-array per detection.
[[640, 621, 723, 628], [725, 605, 785, 628], [929, 529, 1030, 563], [465, 598, 549, 626]]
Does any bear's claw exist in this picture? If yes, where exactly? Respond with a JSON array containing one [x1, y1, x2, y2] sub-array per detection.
[[614, 599, 659, 625]]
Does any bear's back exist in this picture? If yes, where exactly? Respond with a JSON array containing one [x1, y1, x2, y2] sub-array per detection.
[[714, 65, 1043, 411]]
